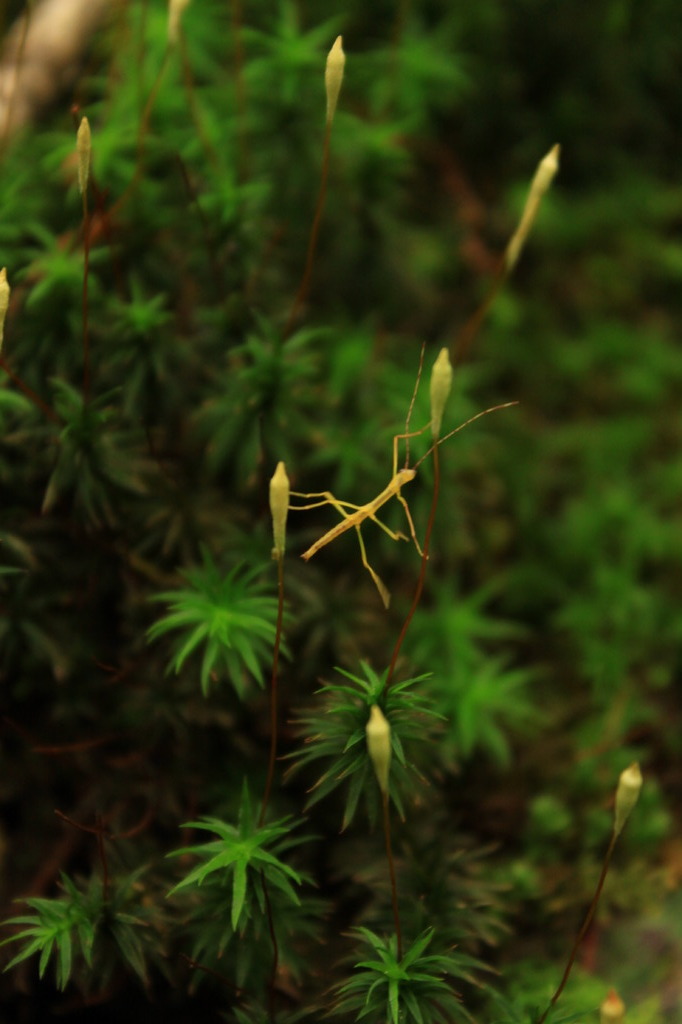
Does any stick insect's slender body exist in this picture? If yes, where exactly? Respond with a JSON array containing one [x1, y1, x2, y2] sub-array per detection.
[[289, 401, 516, 607], [300, 466, 416, 561]]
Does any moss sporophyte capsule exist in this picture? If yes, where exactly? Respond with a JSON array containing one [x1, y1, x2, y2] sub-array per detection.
[[366, 705, 391, 796], [0, 267, 9, 352], [600, 989, 625, 1022], [430, 347, 453, 439], [325, 36, 345, 125], [269, 461, 290, 559], [76, 117, 91, 196], [614, 762, 642, 837]]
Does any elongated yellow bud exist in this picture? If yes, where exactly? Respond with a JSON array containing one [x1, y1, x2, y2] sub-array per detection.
[[76, 116, 91, 196], [366, 704, 391, 796], [269, 461, 290, 559], [600, 989, 625, 1022], [0, 267, 9, 353], [614, 762, 642, 837], [505, 143, 560, 272], [168, 0, 191, 45], [325, 36, 345, 125], [430, 347, 453, 439]]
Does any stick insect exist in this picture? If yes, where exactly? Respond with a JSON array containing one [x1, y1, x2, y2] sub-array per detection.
[[289, 398, 517, 608]]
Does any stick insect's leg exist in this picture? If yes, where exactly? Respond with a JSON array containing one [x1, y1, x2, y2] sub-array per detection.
[[289, 490, 364, 513], [392, 424, 430, 474], [390, 425, 430, 556], [395, 492, 424, 556], [354, 524, 391, 609], [291, 490, 408, 543], [366, 512, 409, 544]]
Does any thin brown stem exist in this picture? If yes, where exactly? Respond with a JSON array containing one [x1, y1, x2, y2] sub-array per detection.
[[381, 790, 402, 960], [385, 0, 411, 113], [174, 154, 224, 298], [112, 42, 170, 216], [229, 0, 248, 177], [260, 871, 279, 1024], [137, 45, 170, 169], [259, 555, 285, 827], [95, 812, 110, 901], [403, 342, 425, 468], [179, 952, 242, 993], [179, 31, 220, 171], [386, 442, 440, 690], [452, 257, 506, 369], [0, 0, 32, 159], [81, 190, 91, 402], [0, 355, 60, 424], [283, 119, 332, 339], [537, 831, 618, 1024], [55, 809, 110, 901]]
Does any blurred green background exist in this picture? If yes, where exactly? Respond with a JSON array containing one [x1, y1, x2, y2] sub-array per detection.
[[1, 0, 681, 1020]]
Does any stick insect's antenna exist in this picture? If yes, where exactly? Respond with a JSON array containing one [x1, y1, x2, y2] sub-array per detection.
[[412, 400, 519, 470], [402, 341, 426, 468]]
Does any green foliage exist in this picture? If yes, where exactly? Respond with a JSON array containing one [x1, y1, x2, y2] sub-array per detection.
[[168, 783, 304, 934], [148, 553, 278, 696], [1, 870, 162, 992], [1, 875, 96, 990], [287, 661, 441, 828], [334, 926, 478, 1024], [408, 581, 539, 765], [0, 0, 679, 1019], [485, 985, 588, 1024], [43, 380, 147, 526]]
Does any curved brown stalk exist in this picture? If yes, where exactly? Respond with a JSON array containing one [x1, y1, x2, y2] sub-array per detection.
[[382, 789, 403, 960], [55, 809, 110, 901], [537, 831, 618, 1024], [259, 554, 285, 827], [81, 187, 91, 401], [0, 354, 60, 423], [283, 119, 332, 339], [452, 257, 506, 369], [0, 0, 33, 159], [385, 442, 440, 690]]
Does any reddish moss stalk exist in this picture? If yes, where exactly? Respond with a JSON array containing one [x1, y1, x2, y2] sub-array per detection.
[[259, 555, 285, 828], [386, 442, 441, 690], [284, 119, 332, 339], [537, 831, 618, 1024], [382, 790, 403, 960], [0, 355, 60, 424], [81, 189, 91, 401]]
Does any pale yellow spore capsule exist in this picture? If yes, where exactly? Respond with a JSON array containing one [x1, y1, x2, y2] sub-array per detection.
[[430, 347, 453, 439], [325, 36, 345, 125], [269, 461, 290, 559], [76, 116, 91, 196], [600, 989, 625, 1023], [614, 762, 642, 837], [366, 704, 391, 796], [168, 0, 191, 45], [0, 267, 9, 353], [505, 143, 560, 272]]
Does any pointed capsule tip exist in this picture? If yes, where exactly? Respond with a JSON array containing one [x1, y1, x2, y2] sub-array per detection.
[[325, 36, 346, 125]]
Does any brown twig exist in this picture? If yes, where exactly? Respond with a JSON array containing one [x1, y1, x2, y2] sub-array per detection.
[[537, 832, 618, 1024], [0, 354, 61, 423], [386, 441, 440, 690], [0, 0, 32, 158], [259, 555, 285, 828], [381, 790, 402, 960], [81, 187, 91, 401], [283, 119, 332, 339], [55, 809, 111, 900]]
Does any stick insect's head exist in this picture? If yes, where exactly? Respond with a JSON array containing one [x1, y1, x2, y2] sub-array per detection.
[[396, 467, 417, 486]]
